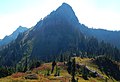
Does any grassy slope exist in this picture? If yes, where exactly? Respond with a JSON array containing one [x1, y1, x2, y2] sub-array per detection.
[[75, 57, 117, 82], [0, 57, 118, 82]]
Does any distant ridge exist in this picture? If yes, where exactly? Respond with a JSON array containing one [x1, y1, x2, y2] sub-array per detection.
[[0, 26, 28, 46], [79, 24, 120, 48]]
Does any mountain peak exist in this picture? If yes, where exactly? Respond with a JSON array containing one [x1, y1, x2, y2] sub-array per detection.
[[57, 2, 75, 15], [12, 26, 28, 37], [56, 2, 79, 23], [61, 2, 72, 9], [42, 3, 79, 26]]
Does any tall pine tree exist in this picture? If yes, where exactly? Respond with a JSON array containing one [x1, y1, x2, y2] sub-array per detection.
[[71, 58, 76, 82]]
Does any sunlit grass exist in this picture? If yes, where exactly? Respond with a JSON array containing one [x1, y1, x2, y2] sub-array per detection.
[[0, 57, 118, 82]]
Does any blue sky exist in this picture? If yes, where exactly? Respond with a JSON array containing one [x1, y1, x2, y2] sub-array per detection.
[[0, 0, 120, 39]]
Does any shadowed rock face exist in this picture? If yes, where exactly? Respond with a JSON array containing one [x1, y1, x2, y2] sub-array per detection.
[[30, 3, 83, 59]]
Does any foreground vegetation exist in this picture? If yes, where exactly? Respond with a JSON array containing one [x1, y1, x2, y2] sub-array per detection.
[[0, 56, 119, 82]]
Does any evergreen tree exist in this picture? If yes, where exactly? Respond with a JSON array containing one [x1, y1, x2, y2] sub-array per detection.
[[67, 59, 72, 74], [82, 65, 89, 80], [47, 69, 50, 76], [24, 54, 28, 72], [60, 54, 64, 62], [29, 59, 42, 70], [71, 58, 76, 82], [57, 68, 60, 76], [51, 61, 56, 73], [54, 65, 58, 76]]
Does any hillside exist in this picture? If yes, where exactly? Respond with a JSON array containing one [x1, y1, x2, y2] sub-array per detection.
[[0, 57, 119, 82], [79, 24, 120, 48]]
